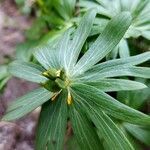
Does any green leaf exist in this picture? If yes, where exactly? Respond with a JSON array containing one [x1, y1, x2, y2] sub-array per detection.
[[2, 88, 51, 121], [120, 0, 132, 11], [80, 0, 150, 40], [0, 65, 10, 91], [124, 123, 150, 146], [16, 40, 38, 62], [78, 66, 150, 80], [63, 0, 76, 18], [33, 45, 60, 70], [0, 65, 8, 79], [79, 78, 147, 92], [103, 66, 150, 78], [142, 30, 150, 40], [78, 0, 112, 18], [71, 90, 134, 150], [36, 91, 68, 150], [85, 51, 150, 73], [106, 45, 119, 60], [132, 0, 149, 20], [57, 28, 73, 69], [0, 76, 10, 91], [117, 78, 150, 109], [119, 124, 143, 150], [77, 51, 150, 80], [73, 12, 132, 76], [119, 39, 130, 58], [71, 83, 150, 125], [69, 102, 103, 150], [66, 9, 96, 72], [53, 0, 76, 20], [89, 19, 108, 36], [8, 61, 47, 83]]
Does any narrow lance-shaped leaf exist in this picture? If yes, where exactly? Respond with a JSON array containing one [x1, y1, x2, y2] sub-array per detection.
[[142, 30, 150, 40], [87, 51, 150, 73], [63, 0, 76, 18], [69, 102, 103, 150], [132, 0, 149, 20], [90, 111, 134, 150], [71, 90, 134, 150], [77, 51, 150, 80], [78, 0, 112, 18], [73, 12, 132, 76], [79, 79, 147, 92], [0, 65, 8, 79], [120, 0, 132, 12], [66, 9, 96, 72], [57, 28, 73, 69], [0, 76, 10, 90], [71, 83, 150, 125], [99, 66, 150, 79], [53, 0, 75, 20], [8, 61, 47, 83], [78, 66, 150, 81], [2, 88, 51, 121], [33, 45, 60, 70], [117, 79, 150, 109], [119, 38, 130, 58], [124, 123, 150, 146], [36, 91, 68, 150]]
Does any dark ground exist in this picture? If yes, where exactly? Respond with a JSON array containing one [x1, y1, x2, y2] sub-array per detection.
[[0, 1, 39, 149]]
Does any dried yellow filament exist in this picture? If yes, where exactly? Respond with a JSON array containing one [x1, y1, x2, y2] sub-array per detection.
[[51, 90, 62, 101], [51, 94, 58, 101]]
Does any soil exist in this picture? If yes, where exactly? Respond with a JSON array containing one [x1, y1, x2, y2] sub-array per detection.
[[0, 1, 39, 149]]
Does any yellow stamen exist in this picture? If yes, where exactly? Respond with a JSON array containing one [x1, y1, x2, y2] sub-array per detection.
[[42, 71, 49, 77], [56, 70, 61, 77], [67, 91, 72, 105]]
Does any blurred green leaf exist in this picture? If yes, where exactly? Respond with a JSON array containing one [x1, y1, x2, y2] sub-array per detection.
[[72, 91, 134, 150], [2, 88, 51, 121], [16, 40, 39, 62], [66, 9, 97, 71], [8, 61, 47, 83], [73, 12, 131, 75], [36, 91, 68, 150], [71, 83, 150, 125], [69, 102, 103, 150], [124, 123, 150, 146], [80, 79, 147, 92], [117, 78, 150, 109]]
